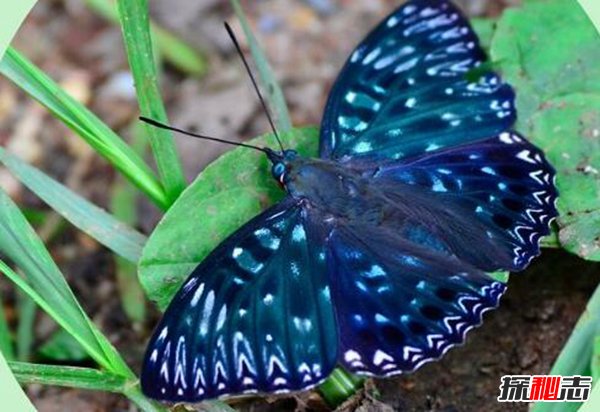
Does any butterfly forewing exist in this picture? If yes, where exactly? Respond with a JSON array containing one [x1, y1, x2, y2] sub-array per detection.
[[142, 198, 338, 402], [320, 0, 515, 161]]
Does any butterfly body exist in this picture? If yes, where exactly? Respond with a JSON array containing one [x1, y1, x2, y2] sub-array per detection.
[[142, 0, 558, 403]]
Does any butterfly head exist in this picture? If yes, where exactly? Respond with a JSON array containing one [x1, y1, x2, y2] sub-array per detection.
[[266, 148, 298, 186]]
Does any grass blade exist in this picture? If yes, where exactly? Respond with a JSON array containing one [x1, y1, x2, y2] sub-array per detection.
[[0, 354, 35, 412], [0, 188, 132, 377], [39, 329, 90, 362], [531, 283, 600, 412], [16, 292, 35, 362], [0, 147, 147, 263], [9, 361, 167, 412], [0, 294, 15, 361], [0, 48, 169, 210], [111, 121, 148, 323], [231, 0, 293, 132], [9, 361, 127, 392], [116, 0, 187, 203], [83, 0, 207, 76]]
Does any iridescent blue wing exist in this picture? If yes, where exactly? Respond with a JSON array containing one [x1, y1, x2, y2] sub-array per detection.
[[320, 0, 515, 160], [141, 198, 337, 402], [328, 220, 505, 376], [360, 131, 558, 271]]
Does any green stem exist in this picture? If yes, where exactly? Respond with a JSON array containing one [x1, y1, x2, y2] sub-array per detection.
[[9, 361, 127, 392], [230, 0, 293, 132], [318, 368, 364, 407], [117, 0, 187, 203], [123, 383, 169, 412]]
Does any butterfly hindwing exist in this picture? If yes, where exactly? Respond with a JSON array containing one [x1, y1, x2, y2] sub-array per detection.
[[327, 221, 505, 376], [141, 198, 338, 402], [320, 0, 515, 161], [366, 131, 558, 271]]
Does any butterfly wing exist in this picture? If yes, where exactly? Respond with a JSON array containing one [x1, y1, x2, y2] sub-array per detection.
[[359, 131, 558, 272], [320, 0, 515, 161], [141, 198, 337, 402], [327, 220, 505, 376]]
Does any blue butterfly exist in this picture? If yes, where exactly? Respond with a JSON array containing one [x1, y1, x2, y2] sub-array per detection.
[[141, 0, 558, 402]]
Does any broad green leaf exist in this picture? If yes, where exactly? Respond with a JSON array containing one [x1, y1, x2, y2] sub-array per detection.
[[0, 147, 147, 263], [471, 18, 496, 50], [531, 283, 600, 412], [491, 0, 600, 261], [530, 95, 600, 261], [0, 188, 133, 377], [117, 0, 187, 202], [39, 330, 90, 362], [0, 356, 35, 412], [0, 48, 168, 210], [139, 127, 317, 308], [231, 0, 293, 132]]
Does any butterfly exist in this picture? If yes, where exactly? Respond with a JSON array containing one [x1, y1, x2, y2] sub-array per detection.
[[141, 0, 558, 403]]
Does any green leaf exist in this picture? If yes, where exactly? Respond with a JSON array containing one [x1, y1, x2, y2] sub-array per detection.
[[16, 292, 35, 362], [9, 361, 126, 393], [39, 329, 90, 362], [0, 147, 147, 263], [592, 334, 600, 381], [83, 0, 207, 76], [0, 188, 133, 377], [0, 294, 15, 361], [0, 48, 168, 210], [471, 18, 496, 50], [530, 94, 600, 261], [231, 0, 293, 132], [491, 0, 600, 262], [111, 122, 148, 323], [116, 0, 187, 203], [531, 283, 600, 412], [139, 127, 317, 308]]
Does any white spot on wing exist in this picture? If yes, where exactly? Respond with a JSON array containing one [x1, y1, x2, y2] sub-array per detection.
[[292, 224, 306, 242], [353, 141, 372, 153], [373, 349, 394, 366], [190, 283, 205, 307]]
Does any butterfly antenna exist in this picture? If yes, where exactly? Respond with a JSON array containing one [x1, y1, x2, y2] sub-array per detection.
[[224, 22, 285, 152], [139, 116, 270, 154]]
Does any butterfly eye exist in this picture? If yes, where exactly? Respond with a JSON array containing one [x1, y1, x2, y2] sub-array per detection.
[[272, 163, 287, 184]]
